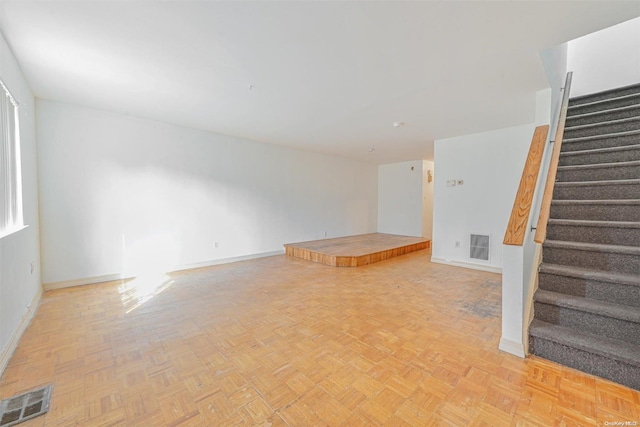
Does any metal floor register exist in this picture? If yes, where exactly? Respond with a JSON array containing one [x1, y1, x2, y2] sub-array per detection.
[[0, 385, 52, 427]]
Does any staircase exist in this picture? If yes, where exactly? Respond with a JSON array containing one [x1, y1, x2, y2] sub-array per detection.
[[529, 83, 640, 391]]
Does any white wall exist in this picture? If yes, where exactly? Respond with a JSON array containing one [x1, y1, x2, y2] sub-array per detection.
[[422, 160, 434, 240], [500, 90, 554, 357], [0, 33, 42, 371], [432, 124, 534, 272], [377, 160, 424, 237], [540, 42, 568, 112], [568, 17, 640, 97], [36, 100, 378, 285]]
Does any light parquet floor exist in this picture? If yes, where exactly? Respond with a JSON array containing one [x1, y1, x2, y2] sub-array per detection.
[[1, 251, 639, 426]]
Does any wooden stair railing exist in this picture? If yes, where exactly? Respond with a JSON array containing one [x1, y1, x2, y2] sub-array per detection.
[[534, 72, 573, 244], [503, 72, 573, 247], [503, 125, 549, 246]]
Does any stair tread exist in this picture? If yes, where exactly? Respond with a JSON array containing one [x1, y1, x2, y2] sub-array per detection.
[[539, 263, 640, 287], [551, 199, 640, 206], [561, 143, 640, 157], [547, 219, 640, 229], [566, 104, 640, 121], [569, 82, 640, 104], [554, 178, 640, 187], [563, 128, 640, 144], [567, 92, 640, 111], [535, 289, 640, 323], [564, 116, 640, 131], [530, 319, 640, 367], [557, 160, 640, 171], [544, 239, 640, 255]]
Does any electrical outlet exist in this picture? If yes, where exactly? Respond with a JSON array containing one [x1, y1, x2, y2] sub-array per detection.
[[324, 231, 328, 237], [213, 241, 219, 248], [455, 241, 460, 248], [456, 179, 464, 185], [446, 180, 456, 187]]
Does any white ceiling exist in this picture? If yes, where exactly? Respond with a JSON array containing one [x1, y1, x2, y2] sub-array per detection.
[[0, 1, 638, 164]]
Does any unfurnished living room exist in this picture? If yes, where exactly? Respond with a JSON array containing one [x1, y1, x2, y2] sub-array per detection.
[[1, 1, 639, 426]]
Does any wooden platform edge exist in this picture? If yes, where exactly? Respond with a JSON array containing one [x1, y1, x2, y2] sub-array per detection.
[[285, 240, 431, 267]]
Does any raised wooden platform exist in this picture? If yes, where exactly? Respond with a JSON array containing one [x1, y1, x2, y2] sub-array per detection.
[[284, 233, 430, 267]]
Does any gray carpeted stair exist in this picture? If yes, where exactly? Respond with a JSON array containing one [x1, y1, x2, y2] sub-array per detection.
[[567, 92, 640, 116], [530, 320, 640, 390], [563, 117, 640, 139], [529, 82, 640, 391], [569, 82, 640, 105], [556, 160, 640, 181], [566, 104, 640, 127], [562, 130, 640, 152], [534, 289, 640, 342], [538, 264, 640, 307], [550, 199, 640, 221], [546, 219, 640, 246], [559, 144, 640, 166], [543, 240, 640, 275], [553, 179, 640, 200]]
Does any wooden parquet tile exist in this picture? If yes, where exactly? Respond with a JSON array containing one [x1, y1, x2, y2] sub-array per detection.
[[1, 251, 639, 426]]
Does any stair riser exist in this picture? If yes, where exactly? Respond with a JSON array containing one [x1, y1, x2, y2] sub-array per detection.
[[569, 85, 640, 106], [542, 246, 640, 275], [567, 95, 640, 115], [546, 224, 640, 246], [550, 204, 640, 221], [534, 301, 640, 343], [566, 105, 640, 127], [564, 120, 640, 139], [562, 133, 640, 152], [529, 337, 640, 391], [559, 148, 640, 166], [553, 183, 640, 200], [556, 164, 639, 182], [538, 272, 640, 308]]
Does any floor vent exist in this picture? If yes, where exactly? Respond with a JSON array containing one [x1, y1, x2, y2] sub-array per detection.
[[0, 385, 52, 427], [470, 234, 490, 261]]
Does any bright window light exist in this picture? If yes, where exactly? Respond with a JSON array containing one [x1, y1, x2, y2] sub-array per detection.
[[0, 79, 23, 238]]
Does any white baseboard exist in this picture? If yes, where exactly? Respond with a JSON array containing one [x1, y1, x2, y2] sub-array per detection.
[[430, 257, 502, 274], [173, 250, 284, 272], [499, 337, 525, 358], [42, 250, 286, 291], [43, 273, 128, 291], [0, 285, 43, 377]]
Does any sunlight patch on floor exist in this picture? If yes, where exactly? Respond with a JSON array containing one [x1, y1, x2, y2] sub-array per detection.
[[117, 272, 174, 314]]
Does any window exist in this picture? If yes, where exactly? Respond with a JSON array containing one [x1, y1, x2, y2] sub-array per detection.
[[0, 79, 22, 236]]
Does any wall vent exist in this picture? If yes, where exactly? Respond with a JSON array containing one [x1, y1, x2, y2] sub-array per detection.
[[470, 234, 490, 261], [0, 385, 52, 427]]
